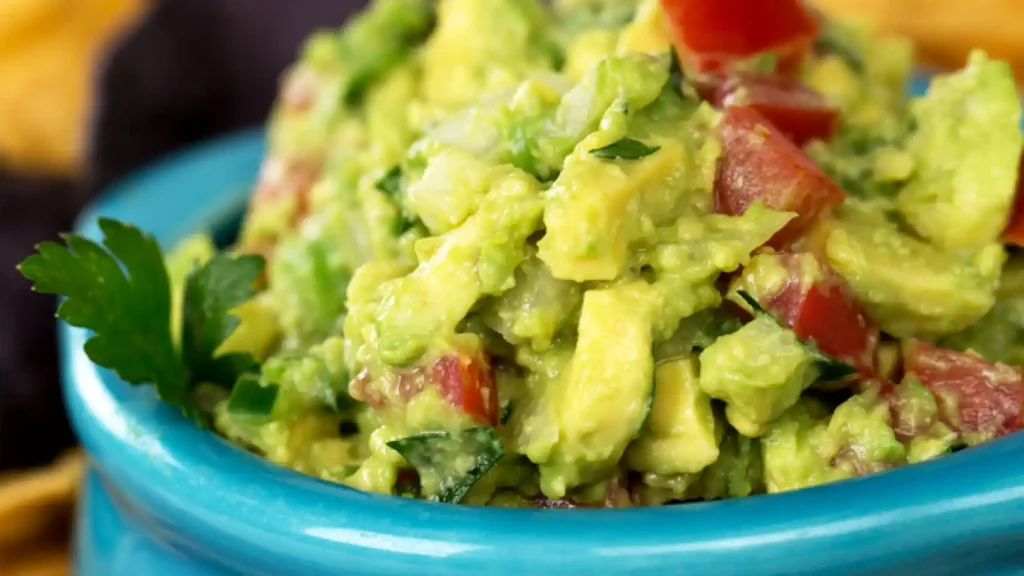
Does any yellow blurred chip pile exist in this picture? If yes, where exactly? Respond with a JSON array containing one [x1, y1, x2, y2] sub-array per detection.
[[0, 0, 145, 175]]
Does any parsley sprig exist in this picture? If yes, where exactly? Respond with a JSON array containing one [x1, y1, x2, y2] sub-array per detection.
[[20, 218, 265, 424]]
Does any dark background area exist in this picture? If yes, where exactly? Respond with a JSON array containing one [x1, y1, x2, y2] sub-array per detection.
[[0, 0, 366, 472]]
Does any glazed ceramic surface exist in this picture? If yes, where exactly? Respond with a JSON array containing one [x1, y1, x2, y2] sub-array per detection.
[[67, 81, 1024, 575]]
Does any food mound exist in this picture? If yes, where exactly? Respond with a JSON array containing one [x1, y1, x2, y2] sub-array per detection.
[[22, 0, 1024, 507]]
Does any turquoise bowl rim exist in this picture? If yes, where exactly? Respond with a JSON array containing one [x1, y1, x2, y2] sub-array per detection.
[[64, 83, 1024, 575]]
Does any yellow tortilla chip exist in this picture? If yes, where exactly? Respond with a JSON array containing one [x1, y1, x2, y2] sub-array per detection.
[[813, 0, 1024, 80], [0, 450, 84, 553], [0, 0, 146, 174]]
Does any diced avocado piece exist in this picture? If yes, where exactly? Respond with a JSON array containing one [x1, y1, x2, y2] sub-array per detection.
[[215, 294, 281, 363], [341, 260, 412, 372], [404, 145, 495, 234], [538, 128, 688, 281], [363, 61, 423, 170], [538, 53, 670, 170], [538, 94, 727, 284], [761, 399, 849, 493], [374, 168, 544, 365], [633, 472, 699, 506], [726, 252, 821, 311], [825, 202, 1004, 338], [509, 342, 575, 465], [261, 336, 352, 417], [421, 0, 556, 108], [898, 52, 1023, 250], [819, 391, 906, 475], [647, 205, 795, 339], [564, 30, 620, 82], [699, 316, 819, 438], [690, 427, 764, 500], [318, 0, 434, 105], [625, 357, 721, 475], [616, 0, 671, 55], [269, 233, 354, 346], [539, 283, 655, 498], [482, 253, 583, 351], [940, 296, 1024, 369], [890, 378, 958, 463]]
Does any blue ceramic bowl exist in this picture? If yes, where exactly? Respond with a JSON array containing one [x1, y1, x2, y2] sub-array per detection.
[[68, 83, 1024, 576]]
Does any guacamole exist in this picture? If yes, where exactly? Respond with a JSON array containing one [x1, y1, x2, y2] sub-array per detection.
[[36, 0, 1024, 507]]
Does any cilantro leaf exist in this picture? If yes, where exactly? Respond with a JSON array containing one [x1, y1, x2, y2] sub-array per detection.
[[387, 427, 505, 504], [20, 218, 269, 424], [19, 218, 194, 418], [181, 253, 264, 388], [375, 165, 403, 197], [226, 373, 279, 417], [736, 290, 857, 382], [590, 138, 661, 161]]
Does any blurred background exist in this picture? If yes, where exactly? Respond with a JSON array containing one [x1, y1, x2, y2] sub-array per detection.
[[0, 0, 1021, 574]]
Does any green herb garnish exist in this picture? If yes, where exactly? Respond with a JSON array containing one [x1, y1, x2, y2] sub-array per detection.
[[182, 254, 264, 387], [387, 426, 505, 504], [226, 374, 279, 417], [590, 138, 661, 161], [375, 165, 403, 197], [736, 290, 857, 382], [499, 401, 514, 425], [19, 218, 264, 423]]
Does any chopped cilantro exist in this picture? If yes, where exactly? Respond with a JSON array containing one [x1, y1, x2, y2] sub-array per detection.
[[375, 165, 403, 197], [226, 374, 279, 417], [387, 427, 505, 504], [590, 138, 661, 161]]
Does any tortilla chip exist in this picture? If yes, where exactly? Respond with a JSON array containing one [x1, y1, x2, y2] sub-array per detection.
[[0, 450, 84, 552], [2, 543, 70, 576]]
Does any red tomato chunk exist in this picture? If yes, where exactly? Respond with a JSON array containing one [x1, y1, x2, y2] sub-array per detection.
[[715, 106, 847, 246], [762, 253, 878, 374], [431, 352, 499, 427], [717, 75, 838, 146], [660, 0, 819, 74], [904, 341, 1024, 441]]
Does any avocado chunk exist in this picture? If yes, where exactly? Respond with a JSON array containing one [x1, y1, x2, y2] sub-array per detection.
[[539, 283, 655, 498], [404, 144, 497, 234], [482, 253, 583, 352], [374, 168, 544, 365], [421, 0, 556, 108], [819, 390, 906, 475], [690, 427, 764, 500], [761, 399, 849, 493], [269, 233, 355, 346], [898, 51, 1023, 250], [625, 357, 721, 475], [699, 316, 819, 438], [890, 378, 958, 463], [825, 201, 1005, 338]]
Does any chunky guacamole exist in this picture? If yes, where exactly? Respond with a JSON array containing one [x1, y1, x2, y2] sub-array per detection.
[[24, 0, 1024, 507]]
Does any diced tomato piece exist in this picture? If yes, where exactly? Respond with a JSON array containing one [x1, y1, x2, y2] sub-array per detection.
[[431, 352, 499, 427], [717, 75, 838, 146], [661, 0, 819, 74], [715, 106, 847, 246], [904, 341, 1024, 440], [250, 156, 320, 227], [1001, 154, 1024, 246], [759, 253, 878, 374]]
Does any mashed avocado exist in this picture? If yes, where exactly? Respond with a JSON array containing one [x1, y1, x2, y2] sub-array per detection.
[[171, 0, 1024, 506]]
